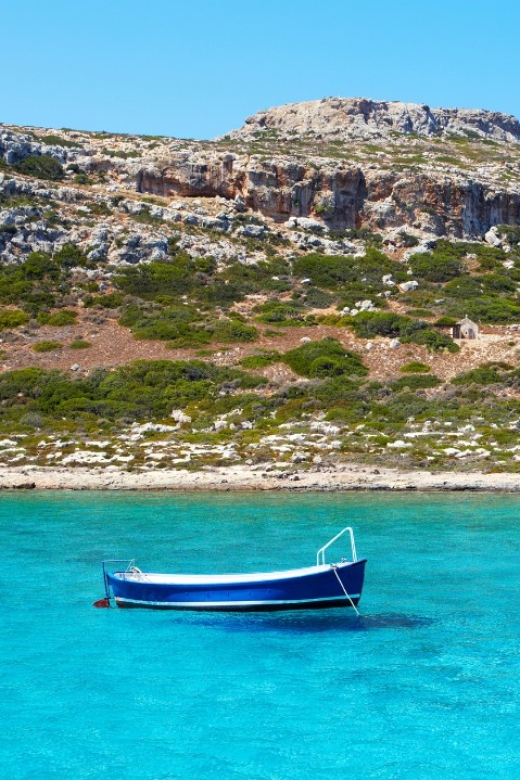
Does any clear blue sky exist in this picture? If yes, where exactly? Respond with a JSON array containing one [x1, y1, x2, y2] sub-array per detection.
[[4, 0, 519, 139]]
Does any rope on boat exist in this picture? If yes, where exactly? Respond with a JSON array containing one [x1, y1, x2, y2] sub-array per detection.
[[331, 565, 360, 616]]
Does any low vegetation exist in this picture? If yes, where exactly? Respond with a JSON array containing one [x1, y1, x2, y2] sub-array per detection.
[[1, 352, 519, 472], [14, 155, 65, 181], [3, 120, 520, 471], [283, 338, 368, 378], [33, 341, 64, 353]]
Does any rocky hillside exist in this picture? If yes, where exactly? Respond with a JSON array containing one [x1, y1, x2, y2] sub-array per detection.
[[2, 97, 520, 246], [1, 98, 520, 473]]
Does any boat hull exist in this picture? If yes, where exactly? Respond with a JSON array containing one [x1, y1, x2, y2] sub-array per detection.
[[106, 559, 366, 612]]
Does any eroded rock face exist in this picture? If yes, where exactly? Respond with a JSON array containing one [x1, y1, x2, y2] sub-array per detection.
[[135, 150, 520, 237], [228, 98, 520, 143], [131, 98, 520, 237]]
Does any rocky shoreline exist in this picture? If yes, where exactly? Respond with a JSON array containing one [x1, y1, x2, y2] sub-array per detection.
[[2, 464, 520, 492]]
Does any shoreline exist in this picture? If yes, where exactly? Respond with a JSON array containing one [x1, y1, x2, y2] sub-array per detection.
[[2, 464, 520, 492]]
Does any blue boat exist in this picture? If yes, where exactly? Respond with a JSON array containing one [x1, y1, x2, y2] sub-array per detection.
[[95, 526, 366, 612]]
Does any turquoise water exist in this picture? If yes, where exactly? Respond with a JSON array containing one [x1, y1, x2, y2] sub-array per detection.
[[2, 491, 520, 780]]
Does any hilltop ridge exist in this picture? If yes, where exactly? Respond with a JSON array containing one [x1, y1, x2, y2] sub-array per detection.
[[229, 97, 520, 143]]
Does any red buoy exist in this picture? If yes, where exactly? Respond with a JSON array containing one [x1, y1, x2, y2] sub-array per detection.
[[93, 597, 111, 608]]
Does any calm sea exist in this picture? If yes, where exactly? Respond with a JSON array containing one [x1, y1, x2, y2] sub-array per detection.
[[1, 490, 519, 780]]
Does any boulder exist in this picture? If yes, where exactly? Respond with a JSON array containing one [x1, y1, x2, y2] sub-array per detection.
[[236, 223, 265, 238], [398, 280, 419, 292], [484, 227, 502, 247]]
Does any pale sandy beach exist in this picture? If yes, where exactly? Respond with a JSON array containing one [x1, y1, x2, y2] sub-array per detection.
[[2, 464, 520, 491]]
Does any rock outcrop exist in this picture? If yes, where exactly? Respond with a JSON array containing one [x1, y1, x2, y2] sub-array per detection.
[[0, 129, 91, 166], [228, 98, 520, 142]]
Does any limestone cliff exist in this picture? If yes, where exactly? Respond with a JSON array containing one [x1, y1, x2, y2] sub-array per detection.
[[136, 152, 520, 238]]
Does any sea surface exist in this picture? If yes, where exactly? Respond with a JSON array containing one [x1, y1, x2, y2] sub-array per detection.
[[1, 490, 519, 780]]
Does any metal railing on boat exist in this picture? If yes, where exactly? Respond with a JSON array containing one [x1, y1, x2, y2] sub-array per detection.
[[316, 526, 357, 566], [102, 558, 136, 576]]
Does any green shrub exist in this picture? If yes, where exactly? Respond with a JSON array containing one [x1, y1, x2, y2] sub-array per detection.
[[33, 340, 63, 352], [69, 340, 91, 350], [54, 243, 87, 268], [0, 309, 30, 330], [197, 280, 244, 307], [254, 301, 305, 324], [240, 350, 281, 369], [475, 245, 509, 270], [390, 374, 441, 392], [304, 288, 335, 308], [384, 392, 433, 422], [119, 304, 204, 343], [14, 155, 64, 181], [166, 334, 213, 350], [349, 311, 421, 338], [406, 308, 432, 318], [337, 282, 390, 310], [211, 319, 258, 343], [41, 135, 82, 149], [293, 248, 401, 289], [193, 255, 217, 274], [283, 338, 368, 378], [349, 311, 458, 351], [84, 292, 124, 309], [46, 310, 77, 326], [409, 253, 465, 282], [434, 316, 458, 326], [0, 360, 267, 424], [74, 173, 90, 185], [137, 320, 208, 343], [222, 258, 292, 296], [114, 256, 196, 299], [481, 273, 517, 294], [443, 277, 483, 299], [121, 307, 256, 348], [409, 241, 467, 282], [397, 231, 420, 247], [0, 250, 62, 315], [21, 252, 61, 281], [403, 328, 460, 353], [397, 289, 440, 309], [400, 361, 431, 373], [452, 364, 513, 386], [115, 255, 291, 312], [310, 355, 354, 377], [497, 225, 520, 245], [448, 297, 520, 324], [22, 293, 57, 316]]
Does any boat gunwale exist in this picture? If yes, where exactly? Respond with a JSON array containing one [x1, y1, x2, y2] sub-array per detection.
[[110, 558, 366, 587]]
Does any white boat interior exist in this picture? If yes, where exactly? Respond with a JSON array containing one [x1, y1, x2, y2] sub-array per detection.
[[114, 561, 354, 586]]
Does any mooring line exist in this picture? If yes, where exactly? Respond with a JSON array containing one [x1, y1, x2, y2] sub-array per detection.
[[332, 565, 360, 616]]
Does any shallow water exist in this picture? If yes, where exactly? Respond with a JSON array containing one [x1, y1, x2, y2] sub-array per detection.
[[1, 491, 519, 779]]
